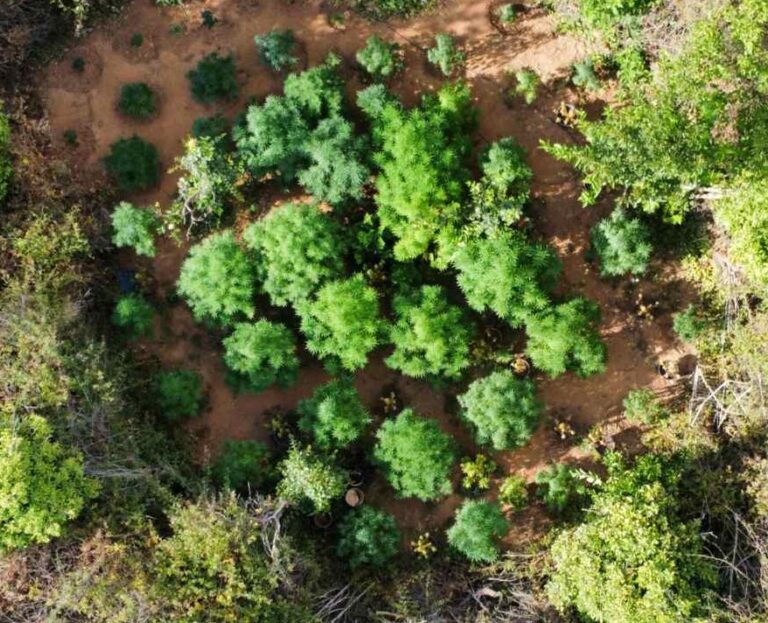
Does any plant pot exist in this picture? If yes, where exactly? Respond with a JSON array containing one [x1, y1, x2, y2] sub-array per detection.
[[313, 512, 333, 529], [345, 487, 364, 508], [348, 469, 364, 488]]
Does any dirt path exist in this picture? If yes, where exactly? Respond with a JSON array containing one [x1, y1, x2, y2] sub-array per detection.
[[41, 0, 692, 545]]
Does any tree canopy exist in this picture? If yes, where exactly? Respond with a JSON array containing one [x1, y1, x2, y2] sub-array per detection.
[[223, 321, 299, 392], [446, 500, 508, 562], [297, 378, 371, 450]]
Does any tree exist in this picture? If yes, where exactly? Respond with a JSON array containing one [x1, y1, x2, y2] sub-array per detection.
[[187, 53, 238, 103], [254, 29, 297, 72], [452, 231, 561, 326], [177, 231, 256, 325], [356, 35, 403, 79], [0, 110, 11, 203], [591, 208, 652, 276], [276, 443, 347, 513], [154, 369, 204, 421], [297, 378, 371, 450], [283, 54, 345, 121], [386, 285, 473, 379], [299, 275, 385, 371], [446, 500, 508, 563], [0, 415, 99, 552], [525, 298, 606, 378], [118, 82, 157, 119], [337, 507, 400, 569], [546, 453, 717, 623], [458, 370, 540, 450], [373, 409, 455, 501], [103, 136, 160, 192], [514, 68, 540, 104], [243, 202, 346, 307], [427, 33, 465, 76], [373, 82, 476, 263], [111, 201, 159, 257], [211, 440, 271, 492], [112, 294, 154, 339], [535, 463, 588, 516], [222, 321, 299, 392]]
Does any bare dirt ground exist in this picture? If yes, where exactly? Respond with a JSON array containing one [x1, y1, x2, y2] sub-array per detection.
[[41, 0, 693, 546]]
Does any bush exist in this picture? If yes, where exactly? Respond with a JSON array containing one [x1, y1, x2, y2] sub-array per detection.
[[622, 388, 667, 425], [572, 58, 601, 91], [498, 474, 528, 511], [591, 208, 652, 276], [254, 29, 297, 72], [673, 305, 706, 342], [211, 440, 270, 491], [356, 83, 399, 119], [460, 454, 496, 491], [297, 378, 371, 450], [499, 3, 516, 22], [112, 294, 154, 339], [427, 33, 465, 76], [0, 112, 12, 203], [514, 68, 540, 104], [373, 408, 456, 501], [177, 231, 256, 324], [458, 370, 540, 450], [356, 35, 403, 79], [276, 443, 347, 513], [535, 463, 587, 515], [387, 285, 473, 379], [337, 507, 400, 568], [453, 231, 561, 326], [283, 54, 345, 121], [118, 82, 157, 119], [223, 321, 299, 392], [525, 298, 606, 378], [244, 202, 346, 307], [187, 53, 238, 103], [111, 201, 159, 257], [103, 136, 160, 192], [191, 114, 229, 139], [447, 500, 508, 562], [0, 415, 99, 552], [129, 32, 143, 47], [299, 275, 385, 371], [154, 369, 203, 421]]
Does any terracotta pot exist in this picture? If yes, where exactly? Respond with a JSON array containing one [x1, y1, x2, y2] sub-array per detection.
[[313, 512, 333, 528], [348, 469, 364, 488], [345, 488, 364, 508]]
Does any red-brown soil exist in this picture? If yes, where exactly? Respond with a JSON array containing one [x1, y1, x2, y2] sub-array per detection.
[[41, 0, 693, 547]]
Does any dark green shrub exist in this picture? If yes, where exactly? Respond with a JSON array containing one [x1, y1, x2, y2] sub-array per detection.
[[373, 408, 456, 501], [118, 83, 157, 119], [103, 136, 160, 192], [297, 378, 371, 450], [447, 500, 508, 562], [112, 294, 154, 339], [458, 370, 540, 450], [63, 129, 78, 146], [426, 33, 465, 76], [622, 388, 667, 424], [356, 35, 403, 79], [276, 443, 347, 513], [111, 201, 159, 257], [535, 463, 587, 515], [154, 369, 203, 421], [72, 56, 86, 72], [337, 507, 400, 569], [212, 440, 270, 491], [129, 33, 143, 48], [591, 208, 652, 276], [187, 53, 238, 103], [673, 305, 706, 342], [254, 29, 297, 72], [223, 321, 299, 392], [191, 114, 229, 139], [200, 9, 217, 28]]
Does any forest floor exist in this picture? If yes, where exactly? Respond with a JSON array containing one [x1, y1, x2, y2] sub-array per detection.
[[40, 0, 694, 547]]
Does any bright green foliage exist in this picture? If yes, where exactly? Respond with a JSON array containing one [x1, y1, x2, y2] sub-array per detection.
[[187, 53, 238, 103], [110, 201, 159, 257], [298, 116, 369, 205], [118, 82, 157, 119], [447, 500, 508, 563], [299, 275, 385, 371], [453, 231, 561, 326], [170, 136, 242, 234], [386, 285, 473, 379], [356, 83, 399, 119], [458, 370, 540, 450], [223, 321, 299, 392], [152, 496, 302, 622], [427, 33, 465, 76], [0, 111, 11, 203], [498, 3, 516, 23], [460, 454, 496, 491], [546, 453, 717, 623], [276, 443, 347, 513], [297, 378, 371, 450], [356, 35, 403, 79], [254, 29, 297, 72], [112, 294, 154, 339], [103, 136, 160, 192], [591, 208, 652, 276], [0, 415, 99, 552], [192, 114, 229, 139], [525, 298, 606, 378], [211, 440, 270, 492], [514, 69, 540, 104], [576, 0, 657, 35], [498, 474, 528, 511], [283, 55, 345, 121], [373, 408, 456, 501], [177, 231, 255, 324], [535, 463, 587, 515], [244, 202, 345, 307], [622, 388, 667, 425], [372, 82, 476, 263], [337, 507, 400, 569], [154, 369, 204, 421], [571, 58, 601, 91], [673, 305, 706, 342]]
